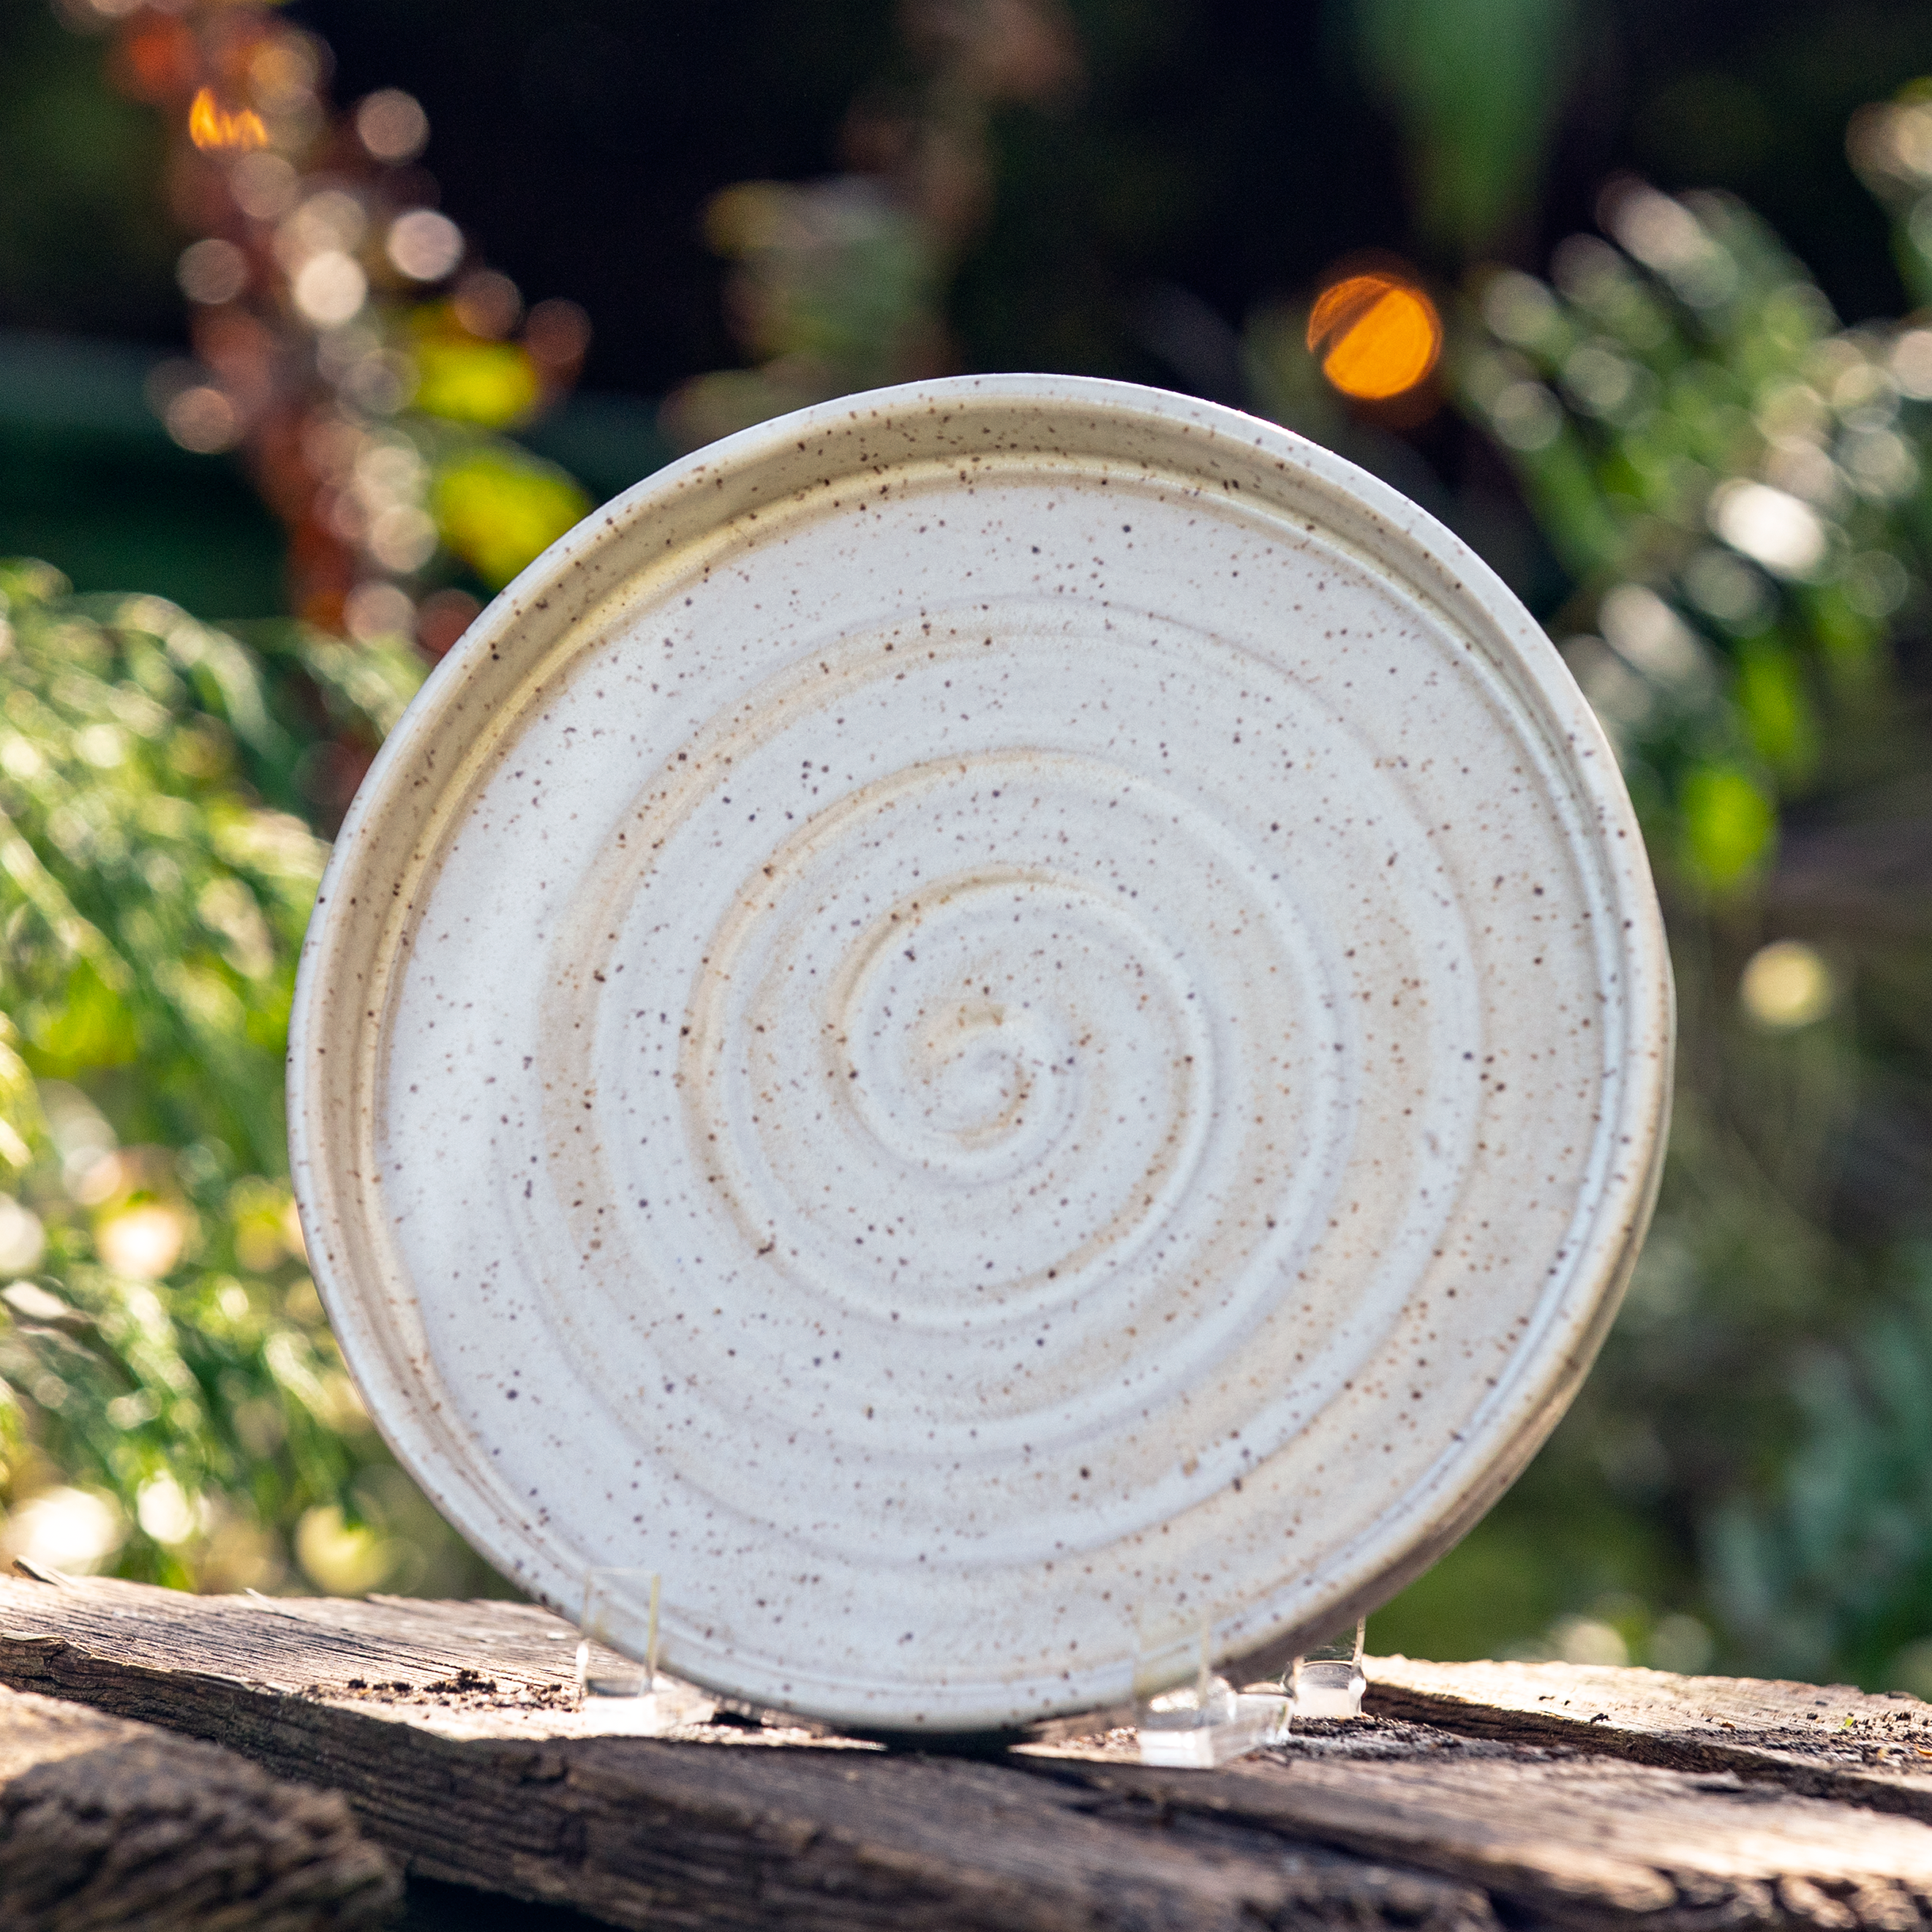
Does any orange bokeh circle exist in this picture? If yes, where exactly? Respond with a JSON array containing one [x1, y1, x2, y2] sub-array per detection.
[[1307, 275, 1442, 402]]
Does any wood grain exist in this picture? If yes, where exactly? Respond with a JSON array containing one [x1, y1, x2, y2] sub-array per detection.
[[1367, 1653, 1932, 1819], [6, 1571, 1932, 1931], [0, 1680, 399, 1931], [0, 1574, 1490, 1932], [1055, 1745, 1932, 1929]]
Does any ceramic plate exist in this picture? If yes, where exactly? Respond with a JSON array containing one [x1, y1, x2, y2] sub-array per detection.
[[290, 375, 1672, 1732]]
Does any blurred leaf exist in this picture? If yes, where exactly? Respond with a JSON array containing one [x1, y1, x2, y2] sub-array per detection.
[[410, 326, 544, 430], [1347, 0, 1582, 255], [1734, 637, 1818, 783], [1678, 762, 1776, 887], [430, 446, 591, 591]]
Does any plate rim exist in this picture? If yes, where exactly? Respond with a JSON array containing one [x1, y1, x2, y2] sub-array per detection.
[[289, 372, 1673, 1727]]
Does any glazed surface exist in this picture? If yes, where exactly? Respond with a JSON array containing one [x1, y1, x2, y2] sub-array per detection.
[[292, 379, 1670, 1729]]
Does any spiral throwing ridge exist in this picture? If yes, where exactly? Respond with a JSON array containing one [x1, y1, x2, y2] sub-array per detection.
[[293, 378, 1672, 1729]]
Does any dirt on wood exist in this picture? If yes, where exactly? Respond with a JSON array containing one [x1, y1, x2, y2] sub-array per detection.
[[4, 1570, 1932, 1932]]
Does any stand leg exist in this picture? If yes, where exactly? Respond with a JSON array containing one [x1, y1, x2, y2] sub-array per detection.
[[576, 1568, 712, 1734], [1288, 1617, 1367, 1720], [1133, 1615, 1288, 1767]]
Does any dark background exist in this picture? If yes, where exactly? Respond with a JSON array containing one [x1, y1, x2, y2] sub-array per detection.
[[11, 0, 1932, 388], [7, 0, 1932, 1701]]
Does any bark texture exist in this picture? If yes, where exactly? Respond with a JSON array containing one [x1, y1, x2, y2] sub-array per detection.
[[0, 1679, 400, 1931], [4, 1569, 1931, 1931]]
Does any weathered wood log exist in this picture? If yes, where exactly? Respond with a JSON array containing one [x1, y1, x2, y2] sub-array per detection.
[[1035, 1743, 1932, 1930], [1366, 1653, 1932, 1819], [0, 1576, 1490, 1932], [3, 1568, 1931, 1932], [0, 1677, 400, 1931]]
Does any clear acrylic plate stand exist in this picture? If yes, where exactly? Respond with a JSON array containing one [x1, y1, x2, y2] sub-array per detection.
[[1132, 1615, 1290, 1768], [1288, 1618, 1367, 1720], [1131, 1614, 1367, 1767], [575, 1568, 715, 1734]]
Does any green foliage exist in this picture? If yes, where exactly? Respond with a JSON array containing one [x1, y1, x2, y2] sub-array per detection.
[[1458, 185, 1929, 895], [0, 558, 456, 1592], [1365, 162, 1932, 1691], [1708, 1249, 1932, 1688], [1346, 0, 1582, 257], [0, 563, 321, 1154], [661, 179, 948, 452]]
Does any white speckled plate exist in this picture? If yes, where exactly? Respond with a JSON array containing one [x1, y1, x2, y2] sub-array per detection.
[[290, 375, 1671, 1733]]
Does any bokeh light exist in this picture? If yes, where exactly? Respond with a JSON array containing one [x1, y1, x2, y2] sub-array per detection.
[[248, 31, 324, 117], [176, 238, 249, 307], [1740, 940, 1835, 1030], [452, 268, 523, 340], [296, 1502, 396, 1594], [162, 386, 241, 453], [0, 1195, 47, 1274], [355, 87, 429, 165], [279, 189, 367, 263], [387, 208, 464, 282], [1599, 584, 1708, 688], [0, 1489, 124, 1576], [525, 296, 593, 374], [1307, 273, 1441, 401], [136, 1474, 207, 1546], [1708, 480, 1827, 579], [344, 582, 416, 642], [230, 151, 298, 222], [97, 1201, 190, 1280], [1892, 329, 1932, 398], [366, 504, 438, 573], [186, 85, 266, 153], [416, 587, 483, 658], [292, 251, 368, 327]]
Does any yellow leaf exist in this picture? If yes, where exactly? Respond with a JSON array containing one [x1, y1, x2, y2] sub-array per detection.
[[432, 451, 590, 590], [412, 339, 542, 429]]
